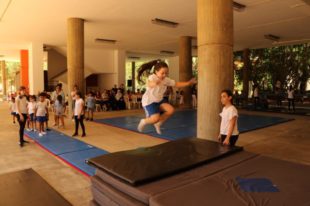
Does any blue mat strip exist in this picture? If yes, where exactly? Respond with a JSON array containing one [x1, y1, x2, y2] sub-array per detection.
[[95, 111, 293, 141], [24, 129, 108, 176]]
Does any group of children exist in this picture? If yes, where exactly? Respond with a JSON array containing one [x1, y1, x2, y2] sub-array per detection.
[[10, 91, 64, 137]]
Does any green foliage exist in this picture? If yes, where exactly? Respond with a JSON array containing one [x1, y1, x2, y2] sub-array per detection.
[[234, 43, 310, 92]]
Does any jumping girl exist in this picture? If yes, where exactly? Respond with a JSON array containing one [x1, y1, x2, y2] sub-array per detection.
[[137, 60, 196, 134]]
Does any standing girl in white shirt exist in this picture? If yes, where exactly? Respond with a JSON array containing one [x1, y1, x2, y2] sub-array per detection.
[[218, 89, 239, 146], [72, 92, 86, 137], [35, 93, 49, 137], [27, 95, 37, 131], [137, 60, 196, 134]]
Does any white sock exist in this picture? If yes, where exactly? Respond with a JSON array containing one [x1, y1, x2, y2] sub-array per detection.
[[154, 122, 162, 135], [137, 119, 146, 132]]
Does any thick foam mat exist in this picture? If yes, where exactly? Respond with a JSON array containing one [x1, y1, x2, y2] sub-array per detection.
[[0, 169, 72, 206], [95, 110, 293, 141], [88, 138, 243, 185], [24, 129, 108, 176]]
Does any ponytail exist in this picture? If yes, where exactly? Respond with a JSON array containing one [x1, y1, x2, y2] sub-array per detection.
[[137, 59, 168, 84]]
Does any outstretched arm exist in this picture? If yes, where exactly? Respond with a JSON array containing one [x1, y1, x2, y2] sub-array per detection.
[[175, 78, 197, 88]]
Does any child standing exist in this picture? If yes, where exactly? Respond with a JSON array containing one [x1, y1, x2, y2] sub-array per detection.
[[72, 92, 86, 137], [27, 95, 36, 131], [54, 95, 66, 128], [35, 93, 49, 137], [218, 89, 239, 146], [287, 85, 295, 112], [16, 86, 29, 147], [86, 92, 95, 121], [9, 97, 16, 124], [137, 60, 196, 134]]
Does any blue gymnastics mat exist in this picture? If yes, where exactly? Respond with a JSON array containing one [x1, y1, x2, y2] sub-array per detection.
[[94, 110, 293, 141], [24, 129, 108, 176], [59, 148, 108, 176]]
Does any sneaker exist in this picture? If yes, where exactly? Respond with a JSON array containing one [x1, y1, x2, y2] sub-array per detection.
[[137, 119, 146, 132], [22, 140, 29, 144], [46, 128, 51, 131], [19, 142, 24, 147], [72, 133, 78, 137], [81, 133, 86, 137], [42, 132, 47, 135], [154, 122, 162, 135], [39, 133, 43, 137], [33, 129, 37, 132], [26, 128, 31, 132]]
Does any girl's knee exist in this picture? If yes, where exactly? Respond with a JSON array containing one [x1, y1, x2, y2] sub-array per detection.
[[150, 115, 160, 123], [166, 107, 174, 115]]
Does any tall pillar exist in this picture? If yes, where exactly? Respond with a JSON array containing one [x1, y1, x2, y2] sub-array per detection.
[[131, 61, 136, 92], [179, 36, 192, 107], [1, 61, 6, 96], [67, 17, 84, 114], [113, 50, 126, 86], [197, 0, 234, 140], [20, 50, 29, 88], [242, 48, 250, 99], [28, 42, 44, 95]]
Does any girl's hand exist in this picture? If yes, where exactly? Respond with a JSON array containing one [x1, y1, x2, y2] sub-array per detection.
[[189, 78, 197, 85], [223, 138, 230, 146], [20, 114, 24, 122], [218, 134, 222, 143]]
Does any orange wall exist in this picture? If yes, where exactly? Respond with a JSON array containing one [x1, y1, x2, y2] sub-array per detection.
[[20, 50, 29, 88]]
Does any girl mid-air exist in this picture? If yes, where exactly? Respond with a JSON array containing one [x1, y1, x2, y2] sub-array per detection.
[[137, 60, 196, 134]]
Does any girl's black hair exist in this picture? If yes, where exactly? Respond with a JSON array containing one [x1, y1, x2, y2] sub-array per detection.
[[30, 95, 36, 101], [76, 91, 82, 98], [221, 89, 233, 97], [57, 95, 62, 104], [221, 89, 233, 103], [137, 59, 168, 83]]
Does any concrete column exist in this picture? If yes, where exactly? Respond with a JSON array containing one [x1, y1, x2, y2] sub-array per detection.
[[242, 48, 250, 99], [1, 61, 6, 96], [113, 50, 126, 86], [67, 18, 84, 114], [197, 0, 234, 140], [28, 42, 44, 95], [131, 61, 136, 92], [179, 36, 192, 107]]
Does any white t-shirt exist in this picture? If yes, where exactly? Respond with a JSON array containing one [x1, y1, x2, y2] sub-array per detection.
[[28, 102, 36, 114], [16, 95, 28, 114], [142, 74, 176, 107], [220, 105, 239, 135], [10, 101, 16, 113], [288, 90, 294, 99], [36, 101, 48, 117], [74, 98, 84, 116]]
